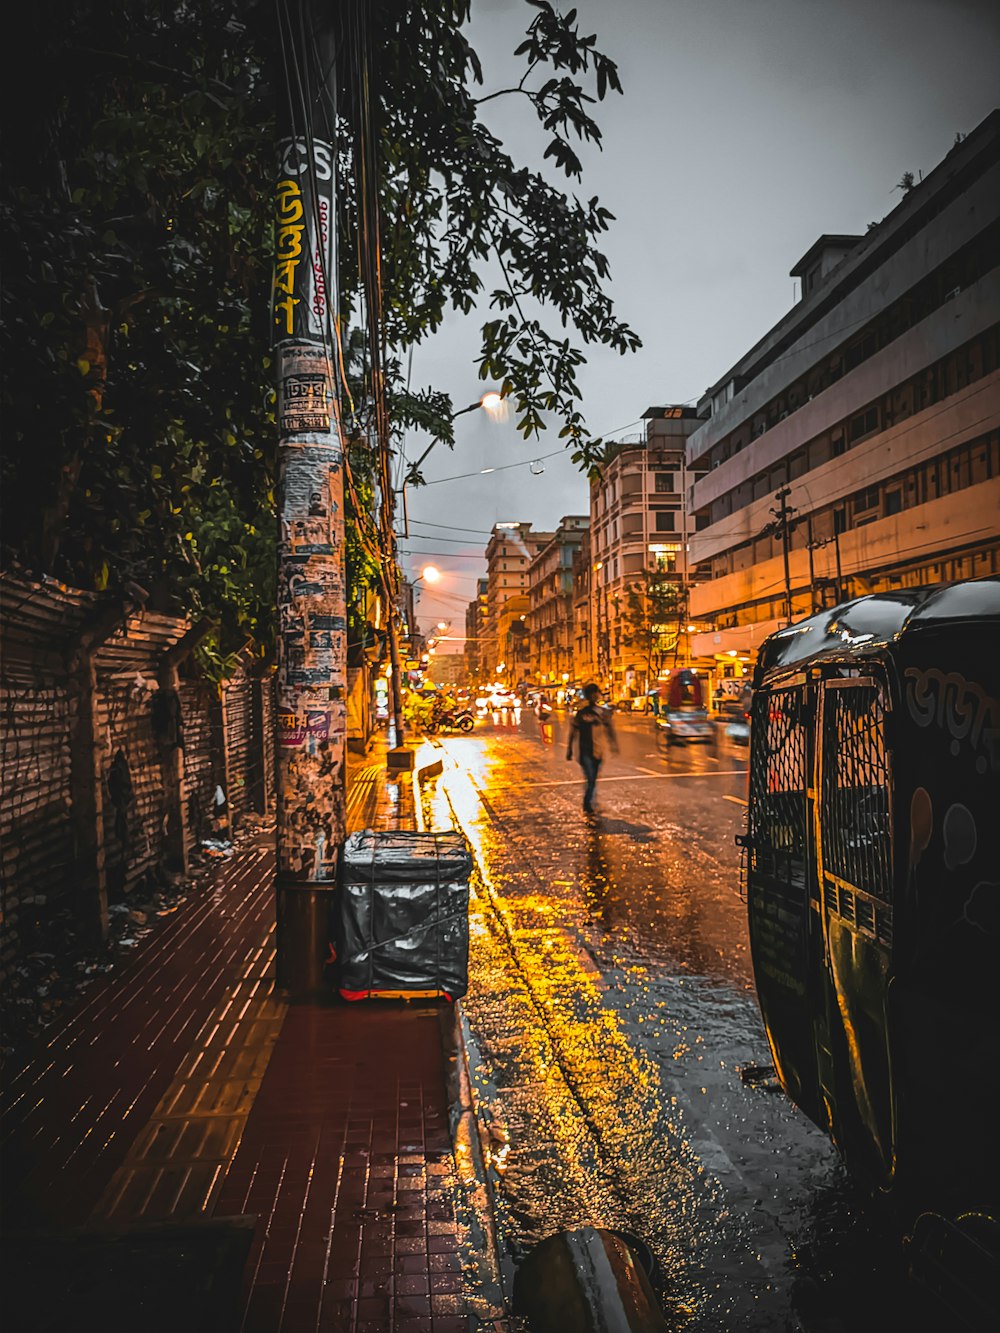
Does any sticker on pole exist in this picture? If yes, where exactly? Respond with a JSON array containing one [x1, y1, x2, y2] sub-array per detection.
[[306, 710, 331, 743], [278, 711, 307, 748], [278, 343, 333, 435]]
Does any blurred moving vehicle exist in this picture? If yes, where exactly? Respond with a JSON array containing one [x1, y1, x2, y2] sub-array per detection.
[[656, 708, 713, 745], [473, 685, 518, 713], [653, 668, 714, 746], [724, 683, 753, 745]]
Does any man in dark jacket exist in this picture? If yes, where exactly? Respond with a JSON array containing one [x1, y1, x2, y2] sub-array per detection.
[[566, 683, 617, 813]]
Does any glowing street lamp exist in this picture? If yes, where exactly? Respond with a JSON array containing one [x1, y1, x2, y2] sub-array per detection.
[[405, 391, 506, 482]]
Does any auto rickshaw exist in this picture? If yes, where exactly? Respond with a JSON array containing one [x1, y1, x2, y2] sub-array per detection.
[[740, 579, 999, 1314], [654, 668, 714, 746]]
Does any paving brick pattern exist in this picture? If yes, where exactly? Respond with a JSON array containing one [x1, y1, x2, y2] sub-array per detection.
[[2, 747, 475, 1331], [210, 753, 472, 1332], [213, 1002, 467, 1333], [89, 926, 283, 1227], [0, 843, 275, 1229]]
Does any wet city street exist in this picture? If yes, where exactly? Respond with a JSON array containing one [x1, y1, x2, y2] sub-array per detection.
[[425, 707, 931, 1332]]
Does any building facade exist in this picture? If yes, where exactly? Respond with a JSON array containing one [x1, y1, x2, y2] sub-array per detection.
[[571, 531, 595, 686], [428, 652, 465, 688], [484, 522, 553, 686], [686, 112, 1000, 661], [464, 577, 488, 683], [588, 407, 708, 703], [526, 515, 589, 686]]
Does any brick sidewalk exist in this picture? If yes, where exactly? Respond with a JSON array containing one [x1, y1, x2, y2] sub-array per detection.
[[1, 739, 494, 1331]]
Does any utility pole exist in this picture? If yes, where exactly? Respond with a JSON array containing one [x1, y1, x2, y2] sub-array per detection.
[[832, 523, 844, 604], [769, 487, 798, 626], [273, 0, 346, 991], [805, 515, 820, 613]]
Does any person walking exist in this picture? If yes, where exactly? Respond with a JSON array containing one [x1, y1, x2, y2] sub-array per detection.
[[566, 683, 616, 814]]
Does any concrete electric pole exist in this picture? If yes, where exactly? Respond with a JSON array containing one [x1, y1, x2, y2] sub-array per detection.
[[768, 487, 798, 626], [273, 0, 347, 990]]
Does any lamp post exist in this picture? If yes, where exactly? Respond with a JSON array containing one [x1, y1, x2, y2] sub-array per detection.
[[404, 391, 505, 485]]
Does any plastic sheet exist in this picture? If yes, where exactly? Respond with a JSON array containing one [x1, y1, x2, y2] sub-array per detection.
[[337, 830, 472, 999]]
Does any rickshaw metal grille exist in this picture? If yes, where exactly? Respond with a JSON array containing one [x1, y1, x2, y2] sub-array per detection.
[[823, 877, 893, 946], [748, 688, 807, 880], [821, 681, 892, 905]]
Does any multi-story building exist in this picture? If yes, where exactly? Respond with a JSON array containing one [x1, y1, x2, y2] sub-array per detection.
[[428, 652, 465, 688], [686, 112, 1000, 663], [484, 522, 553, 685], [571, 531, 595, 686], [526, 516, 589, 686], [588, 407, 708, 702], [464, 577, 488, 683]]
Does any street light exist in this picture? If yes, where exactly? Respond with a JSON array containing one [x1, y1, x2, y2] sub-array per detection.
[[405, 390, 506, 483]]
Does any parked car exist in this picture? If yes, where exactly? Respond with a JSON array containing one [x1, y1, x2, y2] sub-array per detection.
[[656, 707, 714, 746], [487, 689, 518, 710]]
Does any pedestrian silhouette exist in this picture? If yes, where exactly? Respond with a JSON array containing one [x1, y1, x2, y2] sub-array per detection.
[[566, 683, 617, 814]]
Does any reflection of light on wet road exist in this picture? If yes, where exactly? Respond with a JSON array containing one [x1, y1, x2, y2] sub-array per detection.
[[422, 716, 923, 1330], [430, 736, 794, 1327], [513, 769, 747, 789]]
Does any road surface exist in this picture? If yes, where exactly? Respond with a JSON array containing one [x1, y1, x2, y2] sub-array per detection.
[[426, 706, 932, 1332]]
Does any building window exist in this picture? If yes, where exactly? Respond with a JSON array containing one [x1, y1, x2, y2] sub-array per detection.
[[885, 489, 902, 516], [833, 507, 847, 535], [845, 332, 877, 372], [832, 435, 846, 458], [854, 485, 880, 514], [654, 472, 675, 493], [849, 406, 878, 443], [654, 511, 676, 532], [648, 542, 679, 573]]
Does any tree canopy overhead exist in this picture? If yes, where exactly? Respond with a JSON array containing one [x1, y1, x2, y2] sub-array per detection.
[[1, 0, 639, 659], [337, 0, 640, 468]]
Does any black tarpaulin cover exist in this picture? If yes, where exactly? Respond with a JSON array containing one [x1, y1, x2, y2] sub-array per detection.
[[337, 830, 472, 998]]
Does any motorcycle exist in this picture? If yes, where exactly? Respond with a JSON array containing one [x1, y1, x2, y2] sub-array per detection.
[[425, 707, 475, 734]]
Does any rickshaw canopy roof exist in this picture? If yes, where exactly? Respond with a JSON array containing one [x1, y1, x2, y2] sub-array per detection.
[[755, 578, 1000, 681]]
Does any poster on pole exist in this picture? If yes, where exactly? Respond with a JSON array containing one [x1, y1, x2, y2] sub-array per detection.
[[272, 137, 334, 345], [278, 343, 334, 435]]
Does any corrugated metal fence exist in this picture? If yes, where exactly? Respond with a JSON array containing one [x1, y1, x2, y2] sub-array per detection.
[[0, 574, 274, 973]]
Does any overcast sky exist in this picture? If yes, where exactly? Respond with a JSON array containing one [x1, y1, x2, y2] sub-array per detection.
[[399, 0, 1000, 641]]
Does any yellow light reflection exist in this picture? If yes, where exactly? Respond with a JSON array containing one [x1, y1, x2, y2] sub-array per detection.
[[424, 749, 722, 1319]]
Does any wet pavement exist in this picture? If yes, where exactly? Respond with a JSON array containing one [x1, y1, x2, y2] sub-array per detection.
[[426, 706, 935, 1332], [0, 745, 495, 1333]]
